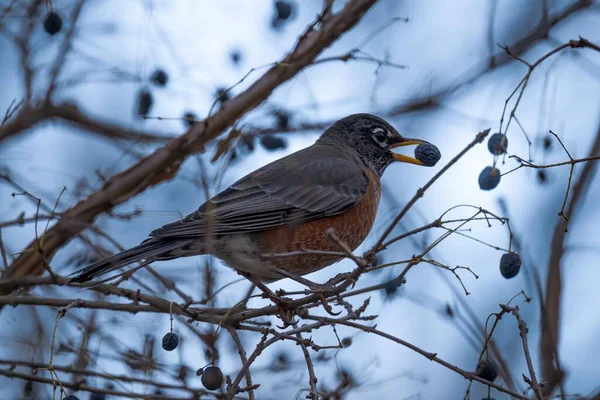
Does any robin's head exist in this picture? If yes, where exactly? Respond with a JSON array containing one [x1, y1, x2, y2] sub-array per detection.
[[318, 113, 431, 175]]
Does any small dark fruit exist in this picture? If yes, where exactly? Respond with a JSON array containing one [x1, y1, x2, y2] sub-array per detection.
[[260, 135, 286, 151], [90, 393, 106, 400], [200, 366, 224, 391], [543, 135, 552, 150], [414, 143, 441, 167], [44, 12, 63, 35], [341, 337, 352, 348], [275, 110, 290, 130], [230, 50, 242, 65], [475, 359, 498, 382], [63, 396, 79, 400], [478, 166, 501, 191], [275, 1, 293, 20], [500, 252, 521, 279], [162, 332, 179, 351], [183, 112, 197, 128], [537, 169, 547, 184], [215, 87, 230, 104], [150, 69, 168, 87], [136, 89, 153, 117], [487, 133, 508, 155]]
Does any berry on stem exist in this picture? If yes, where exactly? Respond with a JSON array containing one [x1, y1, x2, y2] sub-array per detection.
[[478, 166, 501, 190], [44, 12, 63, 35], [150, 69, 168, 87], [487, 133, 508, 155], [199, 366, 224, 390], [475, 359, 499, 382], [162, 332, 179, 351], [260, 135, 286, 151], [500, 252, 521, 279]]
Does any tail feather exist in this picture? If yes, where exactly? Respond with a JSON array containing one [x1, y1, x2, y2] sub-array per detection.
[[69, 239, 191, 283]]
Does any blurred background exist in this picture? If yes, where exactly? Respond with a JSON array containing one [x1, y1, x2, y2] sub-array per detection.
[[0, 0, 599, 399]]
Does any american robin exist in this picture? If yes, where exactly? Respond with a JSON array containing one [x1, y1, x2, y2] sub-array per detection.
[[70, 114, 432, 285]]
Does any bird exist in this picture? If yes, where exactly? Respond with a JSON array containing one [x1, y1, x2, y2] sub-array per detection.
[[70, 114, 432, 286]]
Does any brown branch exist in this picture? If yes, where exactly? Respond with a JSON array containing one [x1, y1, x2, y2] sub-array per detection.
[[501, 305, 544, 400], [305, 316, 530, 400], [227, 328, 255, 400], [0, 0, 380, 293], [0, 102, 172, 144], [0, 368, 199, 400], [541, 123, 600, 396]]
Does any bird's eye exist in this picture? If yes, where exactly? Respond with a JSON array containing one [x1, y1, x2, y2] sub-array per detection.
[[371, 127, 388, 147]]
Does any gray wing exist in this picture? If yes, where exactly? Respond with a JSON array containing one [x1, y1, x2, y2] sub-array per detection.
[[150, 146, 368, 238]]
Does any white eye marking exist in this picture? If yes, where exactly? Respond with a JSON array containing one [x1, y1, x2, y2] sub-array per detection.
[[371, 128, 388, 147]]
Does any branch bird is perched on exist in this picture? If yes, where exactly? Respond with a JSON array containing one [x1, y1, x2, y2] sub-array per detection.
[[70, 114, 436, 285]]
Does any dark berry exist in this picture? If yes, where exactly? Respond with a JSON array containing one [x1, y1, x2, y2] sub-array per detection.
[[537, 169, 547, 184], [275, 1, 293, 20], [150, 69, 168, 87], [487, 133, 508, 155], [90, 393, 105, 400], [230, 50, 242, 65], [543, 135, 552, 150], [478, 166, 501, 191], [500, 253, 521, 279], [270, 352, 290, 371], [44, 12, 63, 35], [414, 143, 441, 167], [215, 87, 230, 104], [63, 396, 79, 400], [240, 135, 255, 151], [23, 380, 33, 396], [200, 366, 224, 391], [475, 359, 498, 382], [341, 337, 352, 347], [136, 89, 153, 117], [275, 110, 290, 130], [260, 135, 286, 151], [183, 112, 197, 128], [162, 332, 179, 351]]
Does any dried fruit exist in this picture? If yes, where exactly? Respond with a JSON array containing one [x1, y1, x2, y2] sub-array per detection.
[[275, 1, 293, 20], [414, 143, 441, 167], [44, 12, 63, 35], [543, 135, 552, 150], [260, 135, 286, 151], [136, 89, 153, 117], [487, 133, 508, 155], [478, 166, 501, 191], [537, 170, 547, 184], [183, 112, 197, 128], [475, 359, 498, 382], [200, 366, 224, 391], [215, 87, 230, 105], [162, 332, 179, 351], [150, 69, 168, 87], [500, 253, 521, 279], [230, 50, 242, 65], [275, 110, 290, 130], [271, 1, 294, 29], [341, 337, 352, 347]]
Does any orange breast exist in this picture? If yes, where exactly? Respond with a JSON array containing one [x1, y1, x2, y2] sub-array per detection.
[[257, 167, 381, 278]]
